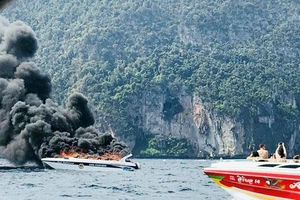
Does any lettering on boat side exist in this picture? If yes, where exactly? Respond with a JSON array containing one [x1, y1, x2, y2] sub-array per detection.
[[237, 175, 260, 185], [52, 161, 106, 167], [237, 176, 253, 184], [290, 182, 300, 189], [88, 163, 106, 167], [229, 176, 235, 181]]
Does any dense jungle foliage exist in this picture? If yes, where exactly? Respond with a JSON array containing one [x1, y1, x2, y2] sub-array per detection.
[[3, 0, 300, 156]]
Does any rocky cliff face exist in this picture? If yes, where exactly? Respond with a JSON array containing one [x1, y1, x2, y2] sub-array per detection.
[[115, 90, 300, 158], [120, 90, 247, 157]]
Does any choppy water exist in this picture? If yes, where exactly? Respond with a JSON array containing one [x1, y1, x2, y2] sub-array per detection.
[[0, 158, 231, 200]]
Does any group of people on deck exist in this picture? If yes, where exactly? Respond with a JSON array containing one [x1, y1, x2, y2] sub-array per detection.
[[247, 142, 299, 162]]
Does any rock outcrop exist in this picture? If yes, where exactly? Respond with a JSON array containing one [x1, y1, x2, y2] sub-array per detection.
[[113, 89, 300, 158], [119, 90, 246, 157]]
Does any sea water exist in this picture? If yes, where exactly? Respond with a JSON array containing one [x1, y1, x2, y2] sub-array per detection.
[[0, 158, 231, 200]]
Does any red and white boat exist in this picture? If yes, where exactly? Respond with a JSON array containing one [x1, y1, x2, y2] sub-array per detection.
[[204, 159, 300, 200]]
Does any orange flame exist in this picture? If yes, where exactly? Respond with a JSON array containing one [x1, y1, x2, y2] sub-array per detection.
[[59, 149, 80, 158], [100, 153, 121, 161], [59, 149, 121, 161]]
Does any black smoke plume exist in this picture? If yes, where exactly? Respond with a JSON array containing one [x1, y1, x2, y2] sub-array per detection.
[[0, 16, 128, 165]]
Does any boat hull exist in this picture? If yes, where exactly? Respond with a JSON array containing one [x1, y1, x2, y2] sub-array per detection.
[[204, 161, 300, 200], [42, 156, 140, 171]]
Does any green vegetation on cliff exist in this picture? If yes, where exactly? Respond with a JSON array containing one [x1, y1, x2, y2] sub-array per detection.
[[140, 135, 194, 157]]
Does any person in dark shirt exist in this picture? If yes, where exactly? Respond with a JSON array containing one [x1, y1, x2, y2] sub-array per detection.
[[246, 151, 259, 159]]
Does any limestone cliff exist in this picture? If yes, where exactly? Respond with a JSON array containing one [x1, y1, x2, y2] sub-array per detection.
[[116, 90, 245, 157], [112, 89, 300, 158]]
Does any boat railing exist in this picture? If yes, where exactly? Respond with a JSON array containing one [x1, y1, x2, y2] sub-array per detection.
[[249, 158, 300, 163], [120, 154, 133, 163]]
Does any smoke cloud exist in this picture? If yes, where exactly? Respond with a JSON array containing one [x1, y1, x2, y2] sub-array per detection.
[[0, 16, 128, 165]]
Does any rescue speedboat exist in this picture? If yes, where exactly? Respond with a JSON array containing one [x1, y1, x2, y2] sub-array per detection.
[[41, 154, 141, 171], [204, 159, 300, 200]]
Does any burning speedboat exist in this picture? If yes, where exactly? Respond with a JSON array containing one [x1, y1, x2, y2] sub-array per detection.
[[0, 14, 137, 173], [42, 154, 141, 171]]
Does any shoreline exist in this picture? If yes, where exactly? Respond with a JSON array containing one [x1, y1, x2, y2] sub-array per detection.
[[133, 154, 248, 160]]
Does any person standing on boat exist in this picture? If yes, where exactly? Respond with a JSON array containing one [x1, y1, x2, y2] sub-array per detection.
[[275, 142, 287, 161], [257, 143, 269, 159]]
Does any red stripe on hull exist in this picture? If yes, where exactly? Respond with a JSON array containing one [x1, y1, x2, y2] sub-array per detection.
[[221, 177, 300, 199], [205, 170, 300, 199], [204, 169, 300, 180]]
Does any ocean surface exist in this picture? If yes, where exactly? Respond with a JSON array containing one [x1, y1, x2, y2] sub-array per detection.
[[0, 158, 231, 200]]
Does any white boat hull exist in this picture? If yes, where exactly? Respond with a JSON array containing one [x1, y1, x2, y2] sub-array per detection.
[[41, 154, 141, 171]]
